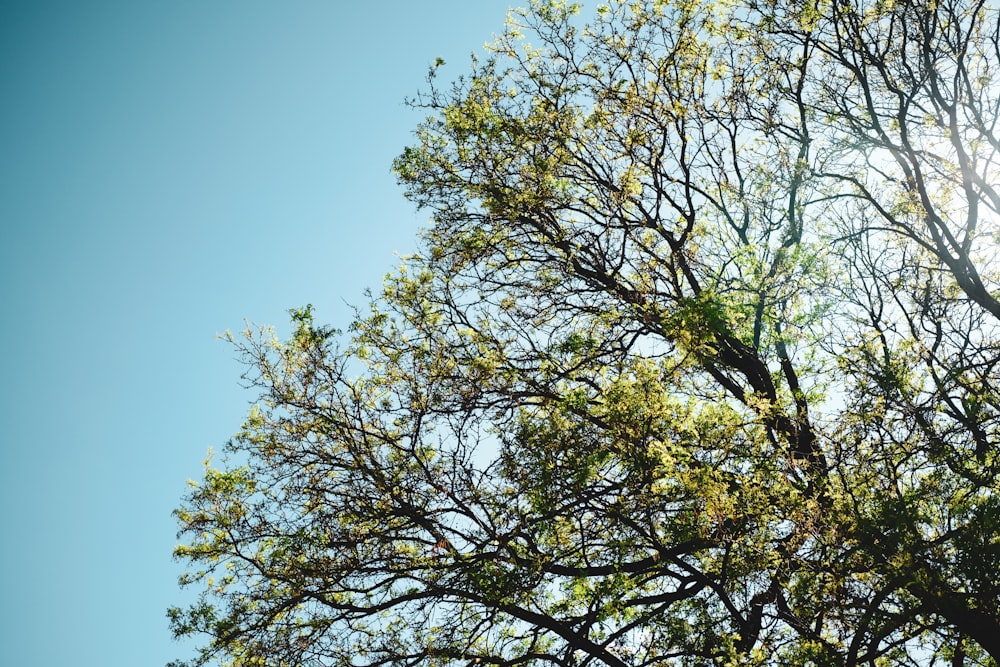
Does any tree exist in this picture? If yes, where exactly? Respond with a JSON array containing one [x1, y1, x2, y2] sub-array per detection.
[[170, 0, 1000, 664]]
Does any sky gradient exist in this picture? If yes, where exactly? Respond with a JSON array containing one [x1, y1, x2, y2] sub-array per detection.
[[0, 2, 513, 665]]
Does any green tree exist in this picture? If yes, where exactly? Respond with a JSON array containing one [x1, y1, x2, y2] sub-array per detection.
[[171, 0, 1000, 664]]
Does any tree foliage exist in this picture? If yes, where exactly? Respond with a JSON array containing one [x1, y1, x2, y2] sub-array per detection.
[[171, 0, 1000, 664]]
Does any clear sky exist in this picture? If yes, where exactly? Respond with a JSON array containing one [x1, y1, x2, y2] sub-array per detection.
[[0, 2, 513, 665]]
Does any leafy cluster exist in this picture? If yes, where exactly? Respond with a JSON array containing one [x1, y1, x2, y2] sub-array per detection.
[[172, 1, 1000, 665]]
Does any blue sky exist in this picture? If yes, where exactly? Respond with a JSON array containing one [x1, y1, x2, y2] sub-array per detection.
[[0, 2, 513, 665]]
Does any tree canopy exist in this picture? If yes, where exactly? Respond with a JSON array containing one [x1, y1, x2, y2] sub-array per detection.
[[171, 0, 1000, 664]]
